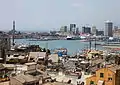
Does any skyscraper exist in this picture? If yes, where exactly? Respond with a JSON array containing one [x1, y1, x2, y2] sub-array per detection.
[[82, 26, 91, 34], [70, 24, 76, 33], [75, 27, 79, 35], [60, 26, 67, 32], [64, 26, 67, 32], [104, 21, 113, 37], [91, 26, 97, 35]]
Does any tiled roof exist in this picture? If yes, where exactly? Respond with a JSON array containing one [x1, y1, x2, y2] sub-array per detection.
[[13, 74, 38, 83]]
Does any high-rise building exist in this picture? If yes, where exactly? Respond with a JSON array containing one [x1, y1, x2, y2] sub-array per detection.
[[64, 26, 67, 32], [70, 24, 76, 32], [82, 26, 91, 34], [60, 26, 68, 32], [75, 28, 79, 35], [104, 21, 113, 37], [60, 26, 64, 32], [91, 26, 97, 35]]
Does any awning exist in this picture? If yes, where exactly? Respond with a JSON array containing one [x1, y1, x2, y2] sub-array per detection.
[[98, 80, 104, 85]]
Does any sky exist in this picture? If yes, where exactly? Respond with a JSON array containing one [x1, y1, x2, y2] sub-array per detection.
[[0, 0, 120, 32]]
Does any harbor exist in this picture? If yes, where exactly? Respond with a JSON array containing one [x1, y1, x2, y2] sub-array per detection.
[[1, 0, 120, 84], [1, 31, 120, 85], [14, 39, 104, 55]]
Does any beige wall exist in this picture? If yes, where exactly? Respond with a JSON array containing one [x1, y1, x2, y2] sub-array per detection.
[[86, 76, 96, 85], [96, 68, 115, 85], [86, 68, 115, 85], [10, 78, 23, 85], [27, 64, 36, 71]]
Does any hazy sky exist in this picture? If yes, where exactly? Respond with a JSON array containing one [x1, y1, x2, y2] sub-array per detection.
[[0, 0, 120, 31]]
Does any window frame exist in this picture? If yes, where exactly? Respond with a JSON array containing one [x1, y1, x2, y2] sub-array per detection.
[[100, 73, 104, 78]]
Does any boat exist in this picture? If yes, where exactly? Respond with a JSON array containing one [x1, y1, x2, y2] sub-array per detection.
[[52, 48, 67, 56], [66, 36, 74, 40]]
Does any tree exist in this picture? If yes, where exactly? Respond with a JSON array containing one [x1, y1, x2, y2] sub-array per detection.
[[43, 48, 46, 52], [46, 49, 51, 54], [105, 55, 111, 62]]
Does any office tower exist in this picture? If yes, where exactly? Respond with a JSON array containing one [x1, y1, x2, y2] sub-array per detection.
[[104, 21, 113, 37], [82, 26, 91, 34], [64, 26, 67, 32], [92, 26, 97, 35], [60, 26, 67, 32], [70, 24, 76, 32], [75, 27, 79, 35], [60, 26, 64, 32]]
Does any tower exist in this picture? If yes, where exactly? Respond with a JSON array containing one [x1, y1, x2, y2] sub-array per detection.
[[76, 27, 79, 35], [82, 26, 91, 34], [12, 21, 15, 46], [104, 21, 113, 37], [92, 26, 97, 35], [70, 24, 76, 33]]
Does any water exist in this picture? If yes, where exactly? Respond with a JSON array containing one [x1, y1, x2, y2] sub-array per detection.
[[14, 39, 103, 55]]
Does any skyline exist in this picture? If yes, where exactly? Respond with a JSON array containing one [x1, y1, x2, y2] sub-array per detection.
[[0, 0, 120, 31]]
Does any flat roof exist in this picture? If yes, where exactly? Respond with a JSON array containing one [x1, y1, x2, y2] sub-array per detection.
[[43, 82, 73, 85], [25, 62, 37, 66], [13, 74, 38, 83]]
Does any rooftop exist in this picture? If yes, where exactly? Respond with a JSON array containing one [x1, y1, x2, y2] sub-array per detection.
[[108, 65, 120, 73], [25, 62, 37, 66], [91, 59, 104, 65], [12, 74, 38, 83], [43, 82, 73, 85], [29, 52, 46, 58], [105, 20, 113, 23]]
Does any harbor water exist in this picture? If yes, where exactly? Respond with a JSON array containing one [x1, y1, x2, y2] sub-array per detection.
[[14, 39, 104, 55]]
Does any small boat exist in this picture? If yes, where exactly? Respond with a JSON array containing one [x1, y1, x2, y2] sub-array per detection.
[[66, 36, 74, 40], [52, 48, 67, 56]]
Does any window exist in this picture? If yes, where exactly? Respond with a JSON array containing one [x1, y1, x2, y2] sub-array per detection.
[[14, 55, 19, 57], [108, 78, 112, 81], [90, 81, 94, 84], [100, 73, 104, 78], [30, 58, 34, 60], [8, 54, 10, 57]]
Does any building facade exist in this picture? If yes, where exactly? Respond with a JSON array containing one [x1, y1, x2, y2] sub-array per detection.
[[60, 26, 68, 33], [82, 26, 91, 34], [70, 24, 76, 33], [91, 26, 97, 35], [86, 67, 120, 85], [0, 37, 11, 63], [96, 31, 104, 36], [75, 27, 79, 35], [114, 26, 118, 31], [104, 21, 113, 37]]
